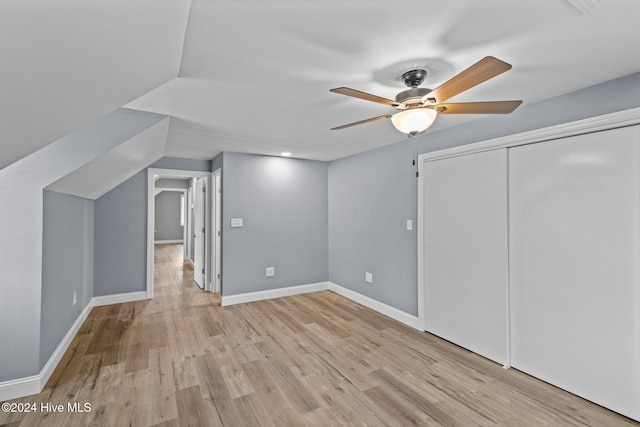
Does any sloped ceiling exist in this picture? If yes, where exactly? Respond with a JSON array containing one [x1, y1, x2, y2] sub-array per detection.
[[3, 0, 640, 169], [46, 116, 170, 199], [0, 0, 190, 170]]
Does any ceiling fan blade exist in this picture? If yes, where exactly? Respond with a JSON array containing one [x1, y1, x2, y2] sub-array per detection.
[[435, 100, 522, 114], [330, 87, 403, 108], [330, 114, 392, 130], [422, 57, 513, 104]]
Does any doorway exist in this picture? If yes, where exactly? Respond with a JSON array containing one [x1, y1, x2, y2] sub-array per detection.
[[146, 168, 214, 298]]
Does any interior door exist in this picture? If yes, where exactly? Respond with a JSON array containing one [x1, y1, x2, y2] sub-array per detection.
[[423, 148, 509, 365], [509, 126, 640, 419], [193, 177, 205, 289]]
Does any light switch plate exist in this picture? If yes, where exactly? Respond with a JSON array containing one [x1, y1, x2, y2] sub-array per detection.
[[266, 267, 275, 277], [365, 272, 373, 283], [230, 218, 243, 228], [406, 220, 413, 231]]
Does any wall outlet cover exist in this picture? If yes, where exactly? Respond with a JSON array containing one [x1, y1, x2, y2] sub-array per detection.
[[230, 218, 243, 228], [365, 272, 373, 283], [266, 267, 275, 277]]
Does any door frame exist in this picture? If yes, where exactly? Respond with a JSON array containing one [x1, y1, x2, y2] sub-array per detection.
[[193, 177, 206, 289], [147, 168, 211, 298], [212, 168, 222, 293]]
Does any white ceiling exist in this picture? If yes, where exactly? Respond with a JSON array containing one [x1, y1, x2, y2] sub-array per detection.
[[3, 0, 640, 167]]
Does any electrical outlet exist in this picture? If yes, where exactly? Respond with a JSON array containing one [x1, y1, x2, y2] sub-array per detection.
[[72, 291, 77, 306], [266, 267, 275, 277], [365, 272, 373, 283]]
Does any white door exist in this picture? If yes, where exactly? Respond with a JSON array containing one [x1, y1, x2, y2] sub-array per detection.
[[423, 148, 509, 365], [185, 188, 193, 260], [193, 177, 206, 289], [509, 126, 640, 420]]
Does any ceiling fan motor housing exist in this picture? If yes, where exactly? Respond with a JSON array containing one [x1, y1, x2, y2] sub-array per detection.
[[396, 87, 432, 104], [396, 69, 432, 104]]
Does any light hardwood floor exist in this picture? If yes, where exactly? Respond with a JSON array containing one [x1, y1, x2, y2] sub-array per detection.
[[1, 243, 638, 426]]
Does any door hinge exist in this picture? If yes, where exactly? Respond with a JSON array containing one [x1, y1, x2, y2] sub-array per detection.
[[202, 268, 205, 274], [217, 273, 221, 279], [217, 230, 221, 236], [202, 227, 205, 233]]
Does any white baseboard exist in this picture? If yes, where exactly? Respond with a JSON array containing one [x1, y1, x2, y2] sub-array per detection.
[[154, 240, 183, 244], [38, 300, 94, 396], [221, 282, 330, 306], [328, 282, 422, 330], [92, 291, 148, 307], [0, 290, 148, 402], [220, 280, 421, 331], [0, 375, 40, 403]]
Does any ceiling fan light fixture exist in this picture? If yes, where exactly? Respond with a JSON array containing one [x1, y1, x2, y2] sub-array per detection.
[[391, 108, 437, 134]]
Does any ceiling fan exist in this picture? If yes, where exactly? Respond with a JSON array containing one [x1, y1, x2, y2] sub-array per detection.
[[330, 56, 522, 135]]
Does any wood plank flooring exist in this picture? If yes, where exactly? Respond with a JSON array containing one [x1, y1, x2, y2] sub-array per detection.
[[1, 243, 638, 426]]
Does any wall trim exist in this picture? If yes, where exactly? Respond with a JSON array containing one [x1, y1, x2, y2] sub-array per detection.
[[221, 282, 330, 306], [0, 375, 40, 403], [220, 281, 422, 330], [0, 291, 148, 402], [154, 239, 183, 244], [37, 299, 94, 399], [328, 282, 422, 330], [420, 106, 640, 163], [92, 291, 148, 307]]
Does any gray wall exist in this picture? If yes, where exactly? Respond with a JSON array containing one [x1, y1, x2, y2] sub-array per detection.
[[328, 71, 640, 316], [222, 152, 328, 295], [94, 170, 147, 296], [152, 157, 211, 172], [40, 190, 94, 370], [93, 157, 211, 297], [212, 152, 223, 172], [329, 141, 419, 314], [155, 191, 184, 241]]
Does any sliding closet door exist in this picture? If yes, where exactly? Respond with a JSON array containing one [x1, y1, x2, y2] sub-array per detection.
[[509, 126, 640, 419], [423, 149, 508, 365]]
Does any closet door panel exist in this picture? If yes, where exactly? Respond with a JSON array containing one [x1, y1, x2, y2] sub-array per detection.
[[509, 126, 640, 419], [423, 149, 508, 365]]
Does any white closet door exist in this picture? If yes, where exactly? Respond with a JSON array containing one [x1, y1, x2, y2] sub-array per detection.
[[423, 149, 509, 365], [509, 126, 640, 420]]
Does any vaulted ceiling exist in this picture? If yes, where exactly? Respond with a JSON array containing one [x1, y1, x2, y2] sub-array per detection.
[[3, 0, 640, 172]]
